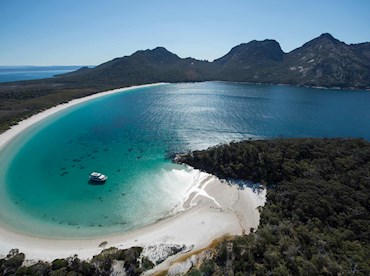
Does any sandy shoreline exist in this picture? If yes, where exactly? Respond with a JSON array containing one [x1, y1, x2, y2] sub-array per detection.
[[0, 83, 266, 268], [0, 170, 266, 263], [0, 83, 166, 151]]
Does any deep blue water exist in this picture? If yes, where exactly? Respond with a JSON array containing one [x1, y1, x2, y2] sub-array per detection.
[[0, 82, 369, 238], [0, 66, 84, 82]]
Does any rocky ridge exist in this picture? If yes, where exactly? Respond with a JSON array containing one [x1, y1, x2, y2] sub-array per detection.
[[59, 33, 370, 89]]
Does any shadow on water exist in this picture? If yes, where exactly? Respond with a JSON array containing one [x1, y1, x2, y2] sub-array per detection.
[[88, 180, 106, 186]]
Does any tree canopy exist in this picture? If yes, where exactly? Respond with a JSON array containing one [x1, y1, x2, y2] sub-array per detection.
[[178, 138, 370, 275]]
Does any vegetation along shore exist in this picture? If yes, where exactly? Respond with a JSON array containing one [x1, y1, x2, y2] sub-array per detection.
[[1, 138, 369, 275], [176, 138, 370, 275]]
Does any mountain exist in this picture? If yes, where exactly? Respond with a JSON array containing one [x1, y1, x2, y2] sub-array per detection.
[[281, 33, 370, 88], [0, 33, 369, 134], [213, 39, 285, 83], [60, 47, 215, 86], [59, 33, 370, 90], [214, 39, 284, 65], [351, 42, 370, 60], [212, 33, 370, 89]]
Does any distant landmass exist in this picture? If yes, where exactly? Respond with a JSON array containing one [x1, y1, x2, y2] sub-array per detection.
[[0, 66, 86, 83], [0, 33, 369, 132], [60, 33, 370, 90]]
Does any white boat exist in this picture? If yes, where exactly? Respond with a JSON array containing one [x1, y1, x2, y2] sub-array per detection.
[[89, 172, 108, 182]]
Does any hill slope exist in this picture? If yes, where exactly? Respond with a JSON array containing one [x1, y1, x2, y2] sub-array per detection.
[[213, 39, 285, 83], [60, 47, 215, 86], [281, 33, 370, 88], [59, 33, 370, 89]]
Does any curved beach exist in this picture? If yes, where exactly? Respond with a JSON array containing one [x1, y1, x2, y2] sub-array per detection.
[[0, 83, 166, 151], [0, 83, 265, 265]]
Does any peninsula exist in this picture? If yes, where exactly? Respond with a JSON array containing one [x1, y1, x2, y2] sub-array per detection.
[[176, 138, 370, 275]]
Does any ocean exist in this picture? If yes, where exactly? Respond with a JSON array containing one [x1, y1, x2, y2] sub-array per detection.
[[0, 66, 84, 83], [0, 82, 369, 238]]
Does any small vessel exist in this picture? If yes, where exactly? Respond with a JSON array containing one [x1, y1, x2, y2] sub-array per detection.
[[89, 172, 108, 182]]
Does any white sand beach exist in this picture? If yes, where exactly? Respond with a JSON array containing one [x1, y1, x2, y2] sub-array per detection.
[[0, 83, 266, 268], [0, 172, 266, 263], [0, 83, 166, 151]]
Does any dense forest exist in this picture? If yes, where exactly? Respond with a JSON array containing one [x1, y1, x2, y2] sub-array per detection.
[[177, 138, 370, 275], [0, 246, 154, 276]]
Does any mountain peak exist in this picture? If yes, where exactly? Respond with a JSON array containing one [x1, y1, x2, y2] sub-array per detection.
[[318, 33, 336, 41], [134, 46, 174, 56], [290, 33, 343, 55], [58, 34, 370, 90], [305, 33, 342, 47], [151, 46, 171, 53], [131, 47, 180, 64], [215, 39, 284, 64]]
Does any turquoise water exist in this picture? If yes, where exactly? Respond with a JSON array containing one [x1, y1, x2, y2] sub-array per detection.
[[1, 82, 370, 238]]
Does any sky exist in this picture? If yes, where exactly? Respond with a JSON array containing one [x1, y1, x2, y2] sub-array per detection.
[[1, 0, 369, 66]]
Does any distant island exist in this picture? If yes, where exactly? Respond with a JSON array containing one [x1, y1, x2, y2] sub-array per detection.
[[0, 33, 369, 132]]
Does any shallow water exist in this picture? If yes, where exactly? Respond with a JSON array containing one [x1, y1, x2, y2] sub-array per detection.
[[1, 82, 369, 238]]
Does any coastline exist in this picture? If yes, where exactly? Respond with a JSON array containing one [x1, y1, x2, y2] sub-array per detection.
[[212, 80, 370, 92], [0, 82, 266, 268], [0, 83, 167, 151], [0, 169, 266, 264]]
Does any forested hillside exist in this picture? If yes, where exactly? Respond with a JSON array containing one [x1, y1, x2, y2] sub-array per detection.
[[178, 138, 370, 275]]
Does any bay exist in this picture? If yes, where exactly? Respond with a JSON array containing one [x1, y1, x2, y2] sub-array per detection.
[[0, 82, 369, 238]]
